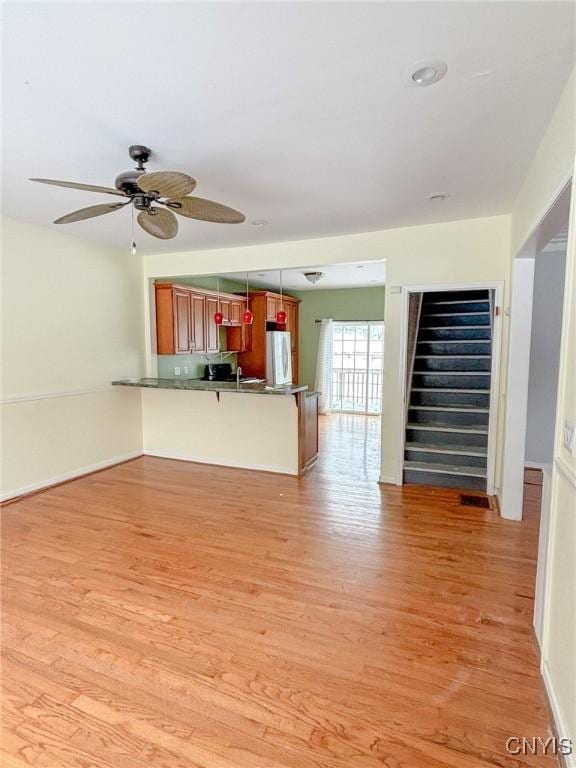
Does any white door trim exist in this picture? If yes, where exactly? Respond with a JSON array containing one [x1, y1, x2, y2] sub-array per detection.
[[500, 259, 535, 520], [398, 281, 504, 495]]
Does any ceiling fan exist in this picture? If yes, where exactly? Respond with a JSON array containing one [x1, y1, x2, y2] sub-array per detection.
[[30, 145, 246, 240]]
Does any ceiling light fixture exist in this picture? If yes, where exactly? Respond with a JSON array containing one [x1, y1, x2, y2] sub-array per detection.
[[276, 270, 287, 324], [251, 219, 268, 227], [304, 271, 325, 285], [214, 276, 224, 326], [429, 193, 449, 202], [243, 272, 253, 325], [408, 60, 447, 87]]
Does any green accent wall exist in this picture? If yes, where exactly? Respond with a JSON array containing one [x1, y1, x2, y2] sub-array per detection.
[[293, 287, 385, 389]]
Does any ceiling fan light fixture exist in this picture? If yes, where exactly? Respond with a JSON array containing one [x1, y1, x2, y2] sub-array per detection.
[[31, 145, 246, 243], [304, 271, 325, 285]]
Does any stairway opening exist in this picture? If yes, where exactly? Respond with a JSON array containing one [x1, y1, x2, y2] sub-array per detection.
[[403, 288, 495, 492]]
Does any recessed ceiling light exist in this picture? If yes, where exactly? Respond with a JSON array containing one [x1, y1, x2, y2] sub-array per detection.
[[429, 193, 449, 202], [356, 265, 366, 269], [408, 60, 447, 87], [251, 219, 268, 227]]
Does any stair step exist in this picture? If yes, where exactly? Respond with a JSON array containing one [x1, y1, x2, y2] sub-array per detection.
[[420, 314, 491, 328], [404, 461, 487, 478], [415, 354, 491, 359], [422, 301, 490, 314], [428, 299, 489, 305], [417, 340, 491, 344], [405, 443, 487, 457], [424, 290, 489, 301], [413, 371, 490, 375], [409, 405, 489, 413], [422, 325, 491, 330], [406, 423, 488, 434], [423, 312, 490, 317], [411, 387, 490, 393]]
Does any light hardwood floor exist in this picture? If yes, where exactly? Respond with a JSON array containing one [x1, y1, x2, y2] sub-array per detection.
[[2, 414, 556, 767]]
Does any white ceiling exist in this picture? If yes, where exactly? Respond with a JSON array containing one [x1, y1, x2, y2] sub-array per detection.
[[2, 2, 574, 254], [222, 260, 386, 291]]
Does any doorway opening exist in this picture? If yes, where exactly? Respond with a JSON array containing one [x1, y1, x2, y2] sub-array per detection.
[[501, 181, 571, 522], [399, 283, 503, 494], [331, 321, 384, 414]]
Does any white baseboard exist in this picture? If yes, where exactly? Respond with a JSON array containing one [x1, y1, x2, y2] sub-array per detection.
[[542, 660, 576, 767], [143, 449, 298, 476], [379, 474, 399, 486], [1, 451, 143, 502]]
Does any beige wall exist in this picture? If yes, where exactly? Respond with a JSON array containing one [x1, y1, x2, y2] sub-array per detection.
[[0, 217, 144, 499], [144, 214, 512, 488], [511, 70, 575, 256], [509, 69, 575, 757], [142, 388, 299, 475], [543, 168, 576, 756]]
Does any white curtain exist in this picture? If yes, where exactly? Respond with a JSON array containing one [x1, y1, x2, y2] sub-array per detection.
[[315, 319, 334, 415]]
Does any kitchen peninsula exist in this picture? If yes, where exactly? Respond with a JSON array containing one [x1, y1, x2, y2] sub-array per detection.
[[113, 378, 319, 476]]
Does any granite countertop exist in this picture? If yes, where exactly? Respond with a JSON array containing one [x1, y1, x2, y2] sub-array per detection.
[[112, 378, 309, 396]]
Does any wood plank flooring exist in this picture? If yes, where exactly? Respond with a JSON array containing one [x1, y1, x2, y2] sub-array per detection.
[[2, 414, 556, 767]]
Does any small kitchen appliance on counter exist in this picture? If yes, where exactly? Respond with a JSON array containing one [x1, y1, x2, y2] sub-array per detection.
[[203, 363, 233, 381]]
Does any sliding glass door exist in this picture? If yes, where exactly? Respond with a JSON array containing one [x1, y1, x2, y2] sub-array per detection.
[[331, 322, 384, 414]]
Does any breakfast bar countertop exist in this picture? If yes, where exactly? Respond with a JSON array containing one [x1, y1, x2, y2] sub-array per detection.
[[112, 377, 309, 396]]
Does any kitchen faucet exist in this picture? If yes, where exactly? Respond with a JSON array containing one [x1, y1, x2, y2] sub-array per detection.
[[236, 366, 242, 388]]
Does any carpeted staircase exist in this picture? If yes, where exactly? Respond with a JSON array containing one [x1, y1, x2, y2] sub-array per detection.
[[403, 289, 493, 491]]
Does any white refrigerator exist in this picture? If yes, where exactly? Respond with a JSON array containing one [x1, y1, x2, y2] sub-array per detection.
[[265, 331, 292, 387]]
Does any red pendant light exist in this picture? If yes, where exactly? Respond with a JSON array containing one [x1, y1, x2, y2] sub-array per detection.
[[214, 277, 223, 325], [243, 272, 253, 325], [276, 269, 286, 324]]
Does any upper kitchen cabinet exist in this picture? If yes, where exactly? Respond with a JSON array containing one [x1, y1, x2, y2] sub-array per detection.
[[237, 291, 300, 381], [156, 284, 192, 355], [190, 293, 206, 353], [155, 282, 249, 355], [205, 296, 219, 353], [266, 295, 280, 321]]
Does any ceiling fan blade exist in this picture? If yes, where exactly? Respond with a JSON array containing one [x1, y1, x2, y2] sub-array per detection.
[[136, 171, 196, 198], [137, 208, 178, 239], [54, 201, 128, 224], [166, 196, 245, 224], [30, 178, 126, 197]]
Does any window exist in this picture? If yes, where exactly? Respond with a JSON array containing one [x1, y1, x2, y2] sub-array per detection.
[[331, 322, 384, 413]]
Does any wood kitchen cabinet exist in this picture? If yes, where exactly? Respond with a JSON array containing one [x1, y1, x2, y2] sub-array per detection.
[[297, 390, 319, 474], [155, 282, 249, 356], [266, 295, 279, 321], [284, 300, 299, 382], [190, 294, 206, 353], [205, 297, 219, 352], [237, 291, 300, 382], [230, 300, 242, 325]]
